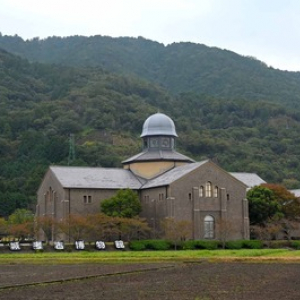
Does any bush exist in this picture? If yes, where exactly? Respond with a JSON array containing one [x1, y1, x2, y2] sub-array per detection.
[[242, 240, 263, 249], [290, 241, 300, 249], [225, 240, 244, 249], [182, 240, 219, 250], [128, 240, 147, 251], [128, 240, 172, 250], [144, 240, 172, 250]]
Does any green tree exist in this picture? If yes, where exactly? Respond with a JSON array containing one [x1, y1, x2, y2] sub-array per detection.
[[7, 209, 35, 240], [101, 189, 141, 218], [8, 208, 34, 225], [247, 186, 282, 225]]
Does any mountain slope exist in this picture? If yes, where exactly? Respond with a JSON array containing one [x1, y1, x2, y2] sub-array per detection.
[[1, 34, 300, 108], [1, 43, 300, 217]]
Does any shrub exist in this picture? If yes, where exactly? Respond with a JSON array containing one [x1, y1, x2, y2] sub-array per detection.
[[182, 240, 218, 250], [242, 240, 263, 249], [290, 241, 300, 250], [181, 240, 196, 250], [128, 240, 172, 250], [144, 240, 172, 250], [225, 240, 244, 249], [128, 240, 147, 251]]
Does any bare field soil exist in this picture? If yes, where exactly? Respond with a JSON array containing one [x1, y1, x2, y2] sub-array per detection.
[[1, 262, 300, 300]]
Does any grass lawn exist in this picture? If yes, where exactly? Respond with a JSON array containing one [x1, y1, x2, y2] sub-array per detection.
[[1, 249, 300, 264]]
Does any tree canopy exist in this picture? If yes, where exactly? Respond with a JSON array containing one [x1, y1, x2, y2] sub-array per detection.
[[247, 184, 300, 225], [1, 38, 300, 217], [101, 189, 142, 218], [247, 186, 282, 225]]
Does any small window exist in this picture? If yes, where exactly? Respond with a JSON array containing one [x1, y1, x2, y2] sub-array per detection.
[[214, 186, 219, 198], [159, 193, 164, 200], [199, 186, 204, 197], [227, 194, 230, 201], [205, 182, 212, 197], [204, 215, 215, 239], [188, 193, 192, 200], [83, 195, 92, 204]]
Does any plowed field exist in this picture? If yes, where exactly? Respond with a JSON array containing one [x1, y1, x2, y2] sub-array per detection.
[[1, 262, 300, 299]]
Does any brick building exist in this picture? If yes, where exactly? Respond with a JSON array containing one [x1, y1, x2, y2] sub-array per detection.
[[36, 113, 265, 241]]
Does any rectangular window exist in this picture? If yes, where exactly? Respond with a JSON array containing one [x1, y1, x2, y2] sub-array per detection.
[[199, 186, 204, 197], [205, 182, 212, 197], [188, 193, 192, 200], [204, 216, 215, 239], [213, 186, 218, 198], [84, 195, 92, 204], [159, 193, 164, 200]]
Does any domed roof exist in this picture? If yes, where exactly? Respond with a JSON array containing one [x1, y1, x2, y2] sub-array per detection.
[[140, 113, 178, 137]]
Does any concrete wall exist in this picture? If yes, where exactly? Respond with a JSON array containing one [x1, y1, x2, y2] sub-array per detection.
[[138, 161, 249, 240]]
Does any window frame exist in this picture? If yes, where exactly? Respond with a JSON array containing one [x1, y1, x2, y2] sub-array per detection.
[[204, 215, 215, 239], [205, 181, 212, 197]]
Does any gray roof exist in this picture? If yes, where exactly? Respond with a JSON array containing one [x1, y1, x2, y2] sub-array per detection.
[[50, 166, 143, 189], [230, 172, 266, 188], [140, 113, 178, 137], [122, 149, 195, 164], [48, 164, 265, 192], [142, 161, 208, 189]]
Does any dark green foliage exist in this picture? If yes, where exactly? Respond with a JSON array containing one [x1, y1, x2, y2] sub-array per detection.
[[182, 240, 219, 250], [247, 186, 282, 225], [101, 189, 142, 218], [2, 35, 300, 109], [242, 240, 263, 249], [224, 240, 244, 249], [130, 240, 173, 250], [2, 36, 300, 217], [290, 241, 300, 250], [128, 240, 147, 251]]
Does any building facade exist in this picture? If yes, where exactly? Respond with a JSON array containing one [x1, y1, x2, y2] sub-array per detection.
[[36, 113, 265, 241]]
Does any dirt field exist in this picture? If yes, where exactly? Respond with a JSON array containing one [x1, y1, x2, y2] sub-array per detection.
[[1, 261, 300, 300]]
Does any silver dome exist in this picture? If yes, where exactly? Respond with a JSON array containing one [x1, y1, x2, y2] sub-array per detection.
[[140, 113, 178, 137]]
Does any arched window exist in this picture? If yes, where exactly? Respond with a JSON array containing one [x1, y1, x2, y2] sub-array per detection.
[[205, 182, 212, 197], [214, 186, 219, 198], [199, 186, 204, 197], [204, 215, 215, 239]]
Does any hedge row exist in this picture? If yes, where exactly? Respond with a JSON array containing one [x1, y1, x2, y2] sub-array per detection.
[[128, 239, 264, 251]]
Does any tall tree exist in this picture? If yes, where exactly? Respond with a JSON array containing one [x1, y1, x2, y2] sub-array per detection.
[[247, 186, 282, 225], [101, 189, 141, 218], [261, 183, 300, 221]]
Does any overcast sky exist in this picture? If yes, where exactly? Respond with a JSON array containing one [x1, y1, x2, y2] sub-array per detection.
[[1, 0, 300, 71]]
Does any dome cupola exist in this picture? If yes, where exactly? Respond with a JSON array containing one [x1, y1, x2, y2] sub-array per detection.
[[122, 112, 195, 179], [140, 113, 178, 138]]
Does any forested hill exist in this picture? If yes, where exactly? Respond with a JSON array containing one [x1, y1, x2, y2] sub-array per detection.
[[1, 48, 300, 217], [0, 48, 174, 216], [1, 34, 300, 109]]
